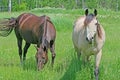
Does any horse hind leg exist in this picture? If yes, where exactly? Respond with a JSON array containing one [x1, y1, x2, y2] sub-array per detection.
[[50, 40, 56, 67], [23, 42, 31, 61], [15, 29, 23, 64], [17, 38, 23, 64]]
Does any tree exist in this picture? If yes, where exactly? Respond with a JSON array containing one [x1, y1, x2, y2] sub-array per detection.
[[18, 0, 21, 5], [82, 0, 85, 9], [8, 0, 11, 12], [75, 0, 80, 8], [0, 0, 120, 11]]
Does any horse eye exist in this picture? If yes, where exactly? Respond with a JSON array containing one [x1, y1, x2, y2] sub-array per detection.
[[39, 60, 41, 62], [95, 23, 98, 25], [42, 58, 46, 63], [42, 57, 45, 59], [43, 59, 46, 64]]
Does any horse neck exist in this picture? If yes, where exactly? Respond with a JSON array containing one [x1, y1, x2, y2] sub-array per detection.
[[43, 16, 47, 38], [41, 16, 48, 48]]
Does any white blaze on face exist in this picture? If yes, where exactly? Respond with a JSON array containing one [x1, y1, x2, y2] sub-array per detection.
[[86, 19, 98, 43]]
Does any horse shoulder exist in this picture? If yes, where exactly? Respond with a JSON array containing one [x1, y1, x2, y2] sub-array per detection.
[[72, 17, 85, 50], [73, 17, 85, 32]]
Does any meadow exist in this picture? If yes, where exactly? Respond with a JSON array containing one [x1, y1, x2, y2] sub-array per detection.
[[0, 8, 120, 80]]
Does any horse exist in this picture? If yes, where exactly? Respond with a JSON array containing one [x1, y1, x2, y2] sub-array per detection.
[[72, 9, 105, 80], [0, 13, 56, 70]]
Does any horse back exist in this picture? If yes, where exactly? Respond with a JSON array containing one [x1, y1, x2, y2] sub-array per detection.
[[17, 13, 43, 29], [15, 13, 44, 44]]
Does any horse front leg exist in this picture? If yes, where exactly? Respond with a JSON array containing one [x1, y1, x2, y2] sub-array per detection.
[[94, 50, 102, 80], [23, 42, 31, 61], [50, 42, 56, 67], [74, 46, 81, 60], [76, 49, 81, 60]]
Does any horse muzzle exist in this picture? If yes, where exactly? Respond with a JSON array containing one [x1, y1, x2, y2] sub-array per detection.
[[86, 37, 93, 44]]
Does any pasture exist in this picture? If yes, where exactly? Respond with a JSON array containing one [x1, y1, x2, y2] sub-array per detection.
[[0, 9, 120, 80]]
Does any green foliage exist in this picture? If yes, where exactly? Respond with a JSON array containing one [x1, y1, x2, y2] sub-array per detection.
[[0, 9, 120, 80], [0, 0, 120, 11], [86, 0, 97, 8], [12, 3, 27, 11]]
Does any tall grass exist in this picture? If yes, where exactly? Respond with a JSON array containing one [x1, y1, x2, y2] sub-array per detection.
[[0, 9, 120, 80]]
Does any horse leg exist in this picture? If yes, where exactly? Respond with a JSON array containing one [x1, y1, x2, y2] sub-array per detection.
[[23, 42, 31, 61], [17, 39, 23, 64], [50, 41, 56, 67], [77, 51, 81, 60], [15, 29, 23, 64], [74, 46, 81, 60], [94, 50, 102, 80]]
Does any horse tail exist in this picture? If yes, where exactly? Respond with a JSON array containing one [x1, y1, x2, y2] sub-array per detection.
[[0, 26, 13, 37], [0, 18, 16, 37]]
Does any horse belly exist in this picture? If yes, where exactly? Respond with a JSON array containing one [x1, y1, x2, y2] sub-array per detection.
[[20, 31, 38, 44]]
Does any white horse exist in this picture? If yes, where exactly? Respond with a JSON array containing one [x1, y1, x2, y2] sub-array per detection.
[[72, 9, 105, 80]]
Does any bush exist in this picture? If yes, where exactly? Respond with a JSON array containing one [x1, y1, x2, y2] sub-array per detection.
[[12, 3, 27, 11]]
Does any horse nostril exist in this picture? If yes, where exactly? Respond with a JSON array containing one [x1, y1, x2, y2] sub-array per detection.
[[86, 37, 89, 41], [92, 37, 94, 39]]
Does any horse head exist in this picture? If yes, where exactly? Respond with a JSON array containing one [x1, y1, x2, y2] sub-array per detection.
[[84, 9, 99, 44], [35, 43, 48, 70]]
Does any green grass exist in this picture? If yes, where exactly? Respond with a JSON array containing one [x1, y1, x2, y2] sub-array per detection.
[[0, 9, 120, 80]]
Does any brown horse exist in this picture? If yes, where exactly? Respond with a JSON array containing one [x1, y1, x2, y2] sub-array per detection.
[[0, 13, 56, 70]]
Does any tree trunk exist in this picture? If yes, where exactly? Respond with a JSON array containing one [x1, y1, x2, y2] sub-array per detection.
[[18, 0, 21, 5], [116, 0, 119, 11], [75, 0, 80, 8], [35, 0, 37, 8], [82, 0, 85, 9], [8, 0, 11, 12]]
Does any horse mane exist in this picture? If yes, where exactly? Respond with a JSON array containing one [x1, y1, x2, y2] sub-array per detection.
[[43, 15, 47, 38], [39, 15, 54, 50], [41, 15, 49, 50], [42, 15, 53, 38], [97, 23, 102, 39], [84, 13, 95, 26]]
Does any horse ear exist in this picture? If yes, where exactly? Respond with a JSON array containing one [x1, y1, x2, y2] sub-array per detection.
[[85, 9, 88, 16], [94, 9, 97, 16]]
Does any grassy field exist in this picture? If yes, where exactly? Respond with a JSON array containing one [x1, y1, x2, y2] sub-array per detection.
[[0, 8, 120, 80]]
